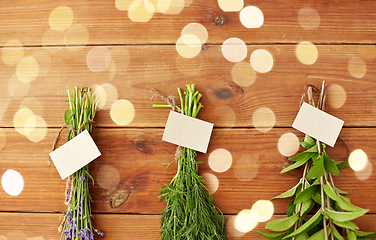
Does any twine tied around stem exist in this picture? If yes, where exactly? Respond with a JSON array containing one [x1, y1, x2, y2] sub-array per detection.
[[150, 88, 176, 111]]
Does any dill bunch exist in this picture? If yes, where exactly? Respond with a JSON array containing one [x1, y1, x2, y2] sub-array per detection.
[[59, 87, 104, 240], [154, 84, 227, 240]]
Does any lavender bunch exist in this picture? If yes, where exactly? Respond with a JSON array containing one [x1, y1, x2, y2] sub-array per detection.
[[59, 87, 104, 240]]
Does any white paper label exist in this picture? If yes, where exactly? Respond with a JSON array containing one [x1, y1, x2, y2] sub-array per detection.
[[292, 102, 344, 147], [162, 111, 214, 153], [49, 130, 101, 180]]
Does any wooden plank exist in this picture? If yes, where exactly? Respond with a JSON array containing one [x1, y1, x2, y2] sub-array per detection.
[[0, 212, 375, 239], [0, 128, 375, 215], [1, 0, 376, 46], [1, 45, 376, 128]]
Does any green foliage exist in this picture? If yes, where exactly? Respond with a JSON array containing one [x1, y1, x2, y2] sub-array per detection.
[[258, 133, 374, 240], [157, 85, 227, 240]]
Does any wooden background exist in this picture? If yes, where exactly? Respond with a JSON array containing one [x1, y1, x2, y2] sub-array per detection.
[[1, 0, 376, 239]]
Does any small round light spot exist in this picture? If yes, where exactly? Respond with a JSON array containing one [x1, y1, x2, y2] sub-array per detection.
[[101, 83, 119, 110], [278, 133, 300, 157], [110, 99, 135, 126], [208, 148, 232, 173], [349, 149, 368, 171], [234, 154, 259, 182], [250, 49, 273, 73], [86, 46, 112, 72], [92, 85, 107, 110], [115, 0, 133, 10], [252, 107, 275, 132], [239, 6, 264, 28], [251, 200, 274, 222], [1, 169, 24, 196], [16, 56, 39, 83], [13, 108, 35, 136], [231, 62, 256, 87], [218, 0, 244, 12], [348, 56, 366, 79], [235, 209, 258, 233], [42, 29, 65, 50], [355, 160, 373, 181], [49, 6, 74, 32], [227, 216, 246, 237], [96, 165, 120, 190], [296, 41, 318, 65], [327, 84, 346, 109], [222, 38, 247, 63], [181, 23, 208, 45], [159, 0, 185, 15], [64, 24, 90, 50], [298, 7, 320, 30], [201, 173, 219, 194], [129, 0, 154, 22], [176, 34, 202, 59], [7, 74, 30, 99], [2, 39, 24, 66], [25, 115, 48, 143]]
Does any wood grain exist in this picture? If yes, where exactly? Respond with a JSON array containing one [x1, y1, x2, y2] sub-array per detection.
[[1, 213, 375, 239], [1, 45, 376, 128], [1, 0, 376, 46], [0, 128, 375, 217]]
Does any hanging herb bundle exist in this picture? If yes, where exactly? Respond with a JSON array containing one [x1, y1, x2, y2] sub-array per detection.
[[257, 81, 375, 240], [58, 87, 105, 240], [153, 84, 227, 240]]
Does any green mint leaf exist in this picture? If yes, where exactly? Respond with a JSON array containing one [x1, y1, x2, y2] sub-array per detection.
[[294, 185, 319, 204], [336, 160, 350, 169], [306, 227, 330, 240], [64, 109, 72, 125], [255, 231, 289, 240], [281, 153, 316, 173], [272, 180, 302, 200], [324, 209, 369, 222], [332, 226, 345, 240], [287, 199, 296, 217], [306, 145, 318, 153], [353, 231, 376, 238], [302, 135, 315, 148], [348, 231, 357, 240], [337, 195, 367, 212], [265, 213, 299, 231], [323, 153, 340, 174], [283, 210, 322, 239], [300, 199, 315, 217], [306, 155, 324, 179], [332, 219, 359, 230]]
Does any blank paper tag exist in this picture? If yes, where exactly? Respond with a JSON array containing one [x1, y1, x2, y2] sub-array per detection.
[[162, 111, 214, 153], [292, 102, 344, 147], [49, 130, 101, 180]]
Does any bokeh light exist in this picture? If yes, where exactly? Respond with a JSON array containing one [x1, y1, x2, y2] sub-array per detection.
[[250, 49, 273, 73], [25, 115, 48, 143], [251, 200, 274, 222], [1, 169, 24, 196], [129, 0, 155, 22], [96, 165, 120, 190], [231, 62, 256, 88], [252, 107, 275, 132], [16, 56, 39, 83], [234, 209, 258, 233], [49, 6, 74, 32], [176, 34, 202, 59], [326, 84, 346, 109], [355, 160, 373, 181], [110, 99, 135, 126], [349, 149, 368, 171], [227, 216, 246, 237], [348, 56, 367, 79], [218, 0, 244, 12], [86, 46, 112, 72], [7, 74, 30, 98], [101, 83, 119, 110], [222, 38, 247, 63], [181, 23, 208, 45], [208, 148, 232, 173], [278, 133, 300, 157], [13, 108, 35, 136], [296, 41, 318, 65], [159, 0, 185, 15], [298, 7, 320, 30], [64, 24, 90, 50], [42, 29, 65, 50], [116, 0, 133, 10], [92, 84, 107, 110], [201, 173, 219, 194], [234, 154, 259, 182], [239, 6, 264, 28], [2, 39, 24, 66]]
